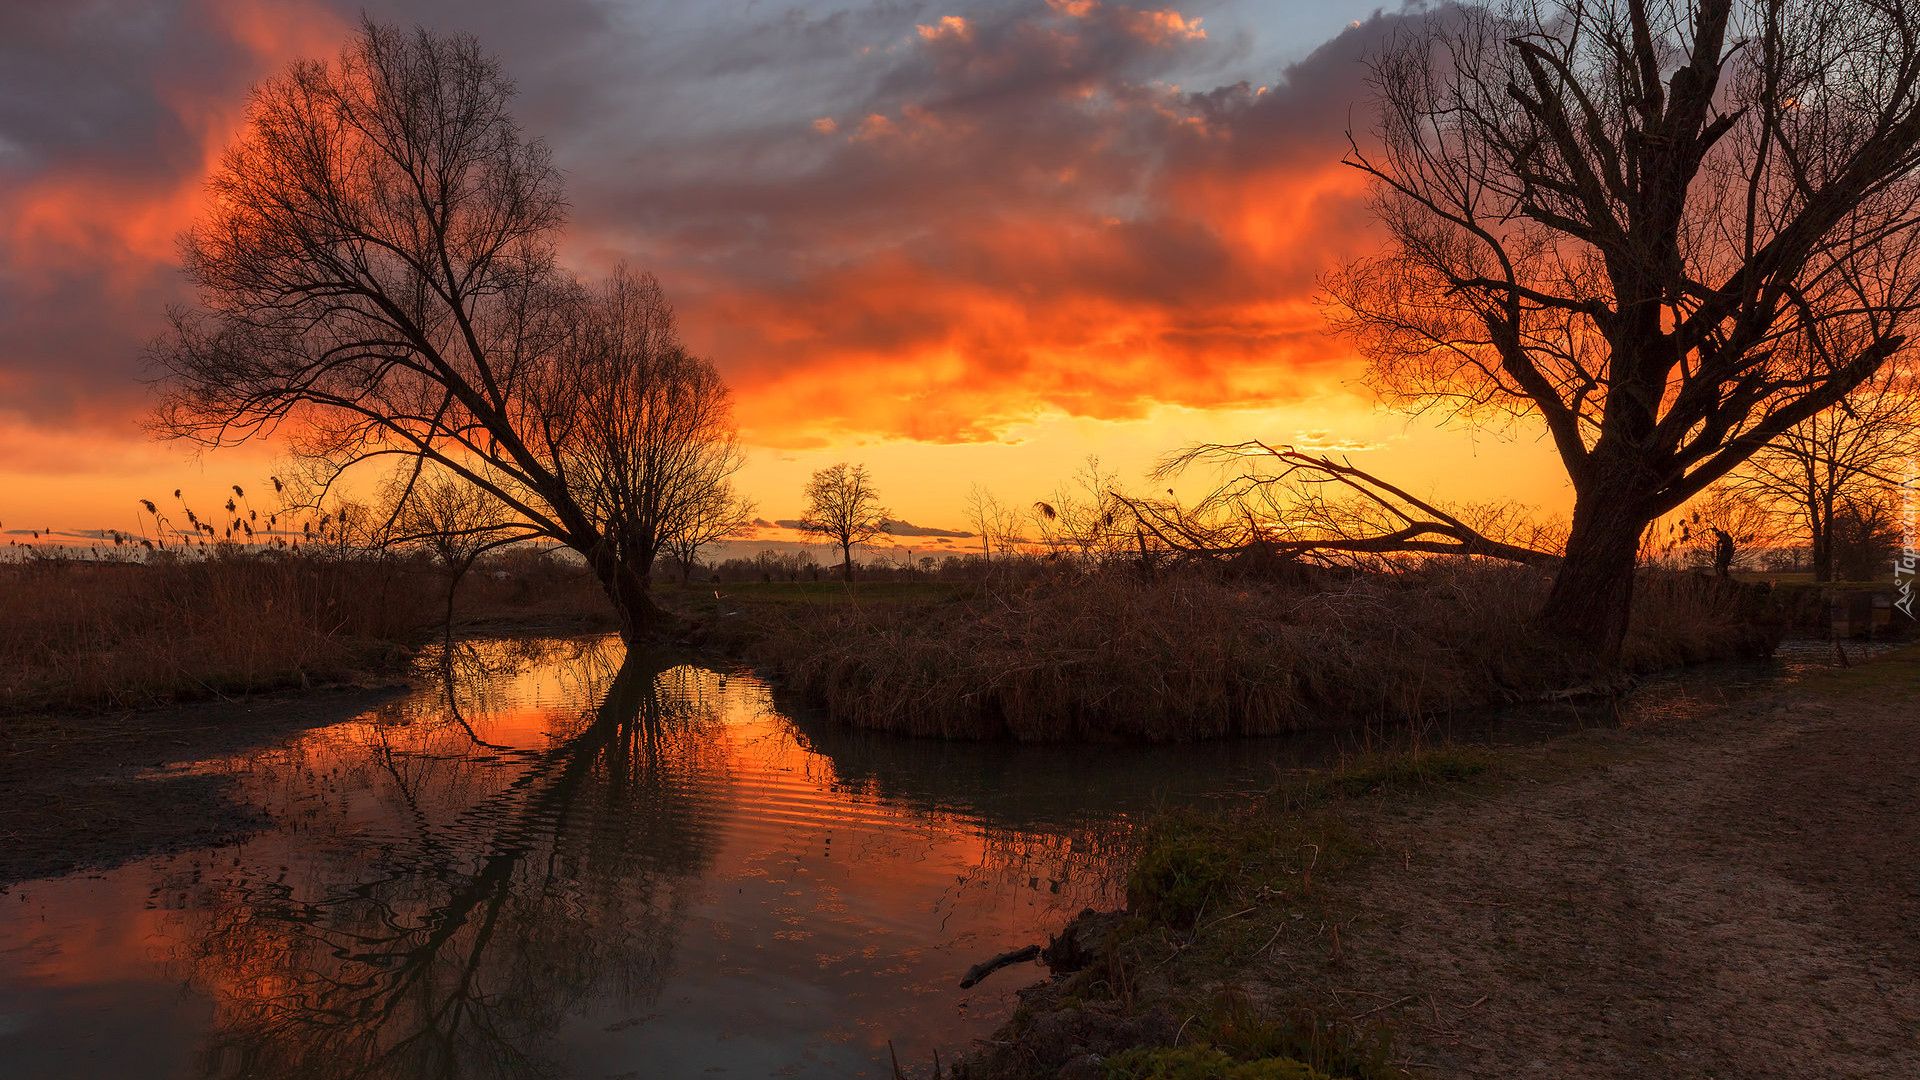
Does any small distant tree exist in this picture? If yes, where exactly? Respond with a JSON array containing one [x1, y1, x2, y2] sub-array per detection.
[[388, 469, 516, 641], [1030, 458, 1136, 560], [661, 480, 753, 587], [800, 463, 890, 582], [1830, 496, 1902, 582], [1654, 484, 1775, 577], [965, 484, 1024, 562], [1735, 363, 1920, 581]]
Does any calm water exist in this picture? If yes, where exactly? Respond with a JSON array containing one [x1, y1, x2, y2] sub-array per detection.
[[0, 637, 1339, 1079], [0, 634, 1876, 1078]]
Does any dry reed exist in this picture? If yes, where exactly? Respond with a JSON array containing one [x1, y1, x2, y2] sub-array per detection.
[[0, 551, 436, 711], [738, 564, 1778, 741]]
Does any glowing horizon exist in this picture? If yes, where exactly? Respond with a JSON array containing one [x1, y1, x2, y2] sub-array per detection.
[[0, 0, 1575, 543]]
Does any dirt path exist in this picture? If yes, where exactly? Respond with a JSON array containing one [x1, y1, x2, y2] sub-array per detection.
[[1326, 659, 1920, 1078], [0, 687, 401, 885]]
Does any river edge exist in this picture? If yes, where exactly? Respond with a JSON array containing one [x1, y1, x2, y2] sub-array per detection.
[[951, 644, 1920, 1080], [0, 684, 410, 885]]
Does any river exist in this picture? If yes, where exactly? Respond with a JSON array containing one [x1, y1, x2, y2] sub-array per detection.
[[0, 633, 1875, 1078]]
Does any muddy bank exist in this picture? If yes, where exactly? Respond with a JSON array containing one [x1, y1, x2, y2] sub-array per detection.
[[0, 687, 401, 885], [959, 646, 1920, 1079]]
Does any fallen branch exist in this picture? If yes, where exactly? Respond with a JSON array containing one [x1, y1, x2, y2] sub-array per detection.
[[1126, 441, 1561, 569], [958, 944, 1041, 989]]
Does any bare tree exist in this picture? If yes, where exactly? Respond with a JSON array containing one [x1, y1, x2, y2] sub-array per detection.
[[1329, 0, 1920, 655], [1652, 483, 1776, 576], [1734, 361, 1920, 580], [800, 463, 890, 582], [149, 22, 745, 640], [964, 484, 1024, 563], [661, 479, 754, 586], [1136, 441, 1562, 569], [386, 468, 517, 641], [1029, 458, 1133, 560], [537, 267, 749, 614]]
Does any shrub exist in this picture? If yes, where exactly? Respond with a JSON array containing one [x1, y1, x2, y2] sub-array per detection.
[[0, 550, 435, 710], [1127, 826, 1238, 929]]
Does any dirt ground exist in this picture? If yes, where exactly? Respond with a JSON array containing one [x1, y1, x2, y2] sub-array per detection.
[[0, 687, 401, 885], [1316, 655, 1920, 1078]]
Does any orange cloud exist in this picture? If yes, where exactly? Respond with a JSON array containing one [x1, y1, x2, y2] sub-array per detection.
[[0, 0, 1435, 531], [599, 5, 1394, 447], [0, 0, 345, 429], [917, 16, 975, 42], [1116, 9, 1206, 44]]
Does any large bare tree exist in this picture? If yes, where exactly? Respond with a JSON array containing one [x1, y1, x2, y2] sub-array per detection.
[[150, 22, 743, 640], [1330, 0, 1920, 654], [536, 268, 749, 618], [800, 463, 890, 582]]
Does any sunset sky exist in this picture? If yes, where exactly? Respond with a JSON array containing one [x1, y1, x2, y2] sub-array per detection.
[[0, 0, 1569, 546]]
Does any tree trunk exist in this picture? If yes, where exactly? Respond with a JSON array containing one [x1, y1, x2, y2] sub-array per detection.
[[595, 554, 664, 643], [1812, 494, 1834, 583], [840, 540, 854, 583], [1537, 485, 1650, 659], [442, 561, 470, 650]]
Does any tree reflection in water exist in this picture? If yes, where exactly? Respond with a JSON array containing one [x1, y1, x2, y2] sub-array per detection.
[[175, 643, 735, 1080]]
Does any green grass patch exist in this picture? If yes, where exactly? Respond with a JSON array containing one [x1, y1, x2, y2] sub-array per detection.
[[1127, 820, 1243, 930], [1035, 747, 1508, 1079], [1284, 747, 1494, 803], [1100, 994, 1404, 1080]]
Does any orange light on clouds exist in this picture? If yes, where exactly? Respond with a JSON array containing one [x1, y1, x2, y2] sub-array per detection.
[[4, 0, 343, 284], [0, 0, 1575, 537]]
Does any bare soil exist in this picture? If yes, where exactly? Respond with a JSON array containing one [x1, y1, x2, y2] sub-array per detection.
[[963, 650, 1919, 1079], [0, 687, 401, 885], [1308, 660, 1920, 1077]]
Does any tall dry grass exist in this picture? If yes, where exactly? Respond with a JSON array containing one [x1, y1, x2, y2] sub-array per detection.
[[0, 551, 436, 712], [737, 563, 1780, 741]]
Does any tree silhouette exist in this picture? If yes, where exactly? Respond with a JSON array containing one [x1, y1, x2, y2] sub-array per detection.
[[800, 463, 890, 583], [150, 23, 742, 641], [1734, 362, 1919, 580], [386, 467, 517, 643], [1331, 0, 1920, 655]]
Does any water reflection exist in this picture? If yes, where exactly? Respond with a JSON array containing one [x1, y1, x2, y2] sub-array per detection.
[[177, 646, 731, 1079], [1, 639, 1137, 1079]]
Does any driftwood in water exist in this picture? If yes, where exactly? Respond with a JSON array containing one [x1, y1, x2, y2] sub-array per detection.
[[958, 944, 1041, 988]]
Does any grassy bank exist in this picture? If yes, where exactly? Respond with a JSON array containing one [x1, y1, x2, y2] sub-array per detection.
[[952, 645, 1920, 1079], [0, 554, 429, 711], [952, 744, 1507, 1080], [0, 549, 613, 713], [696, 564, 1779, 741]]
